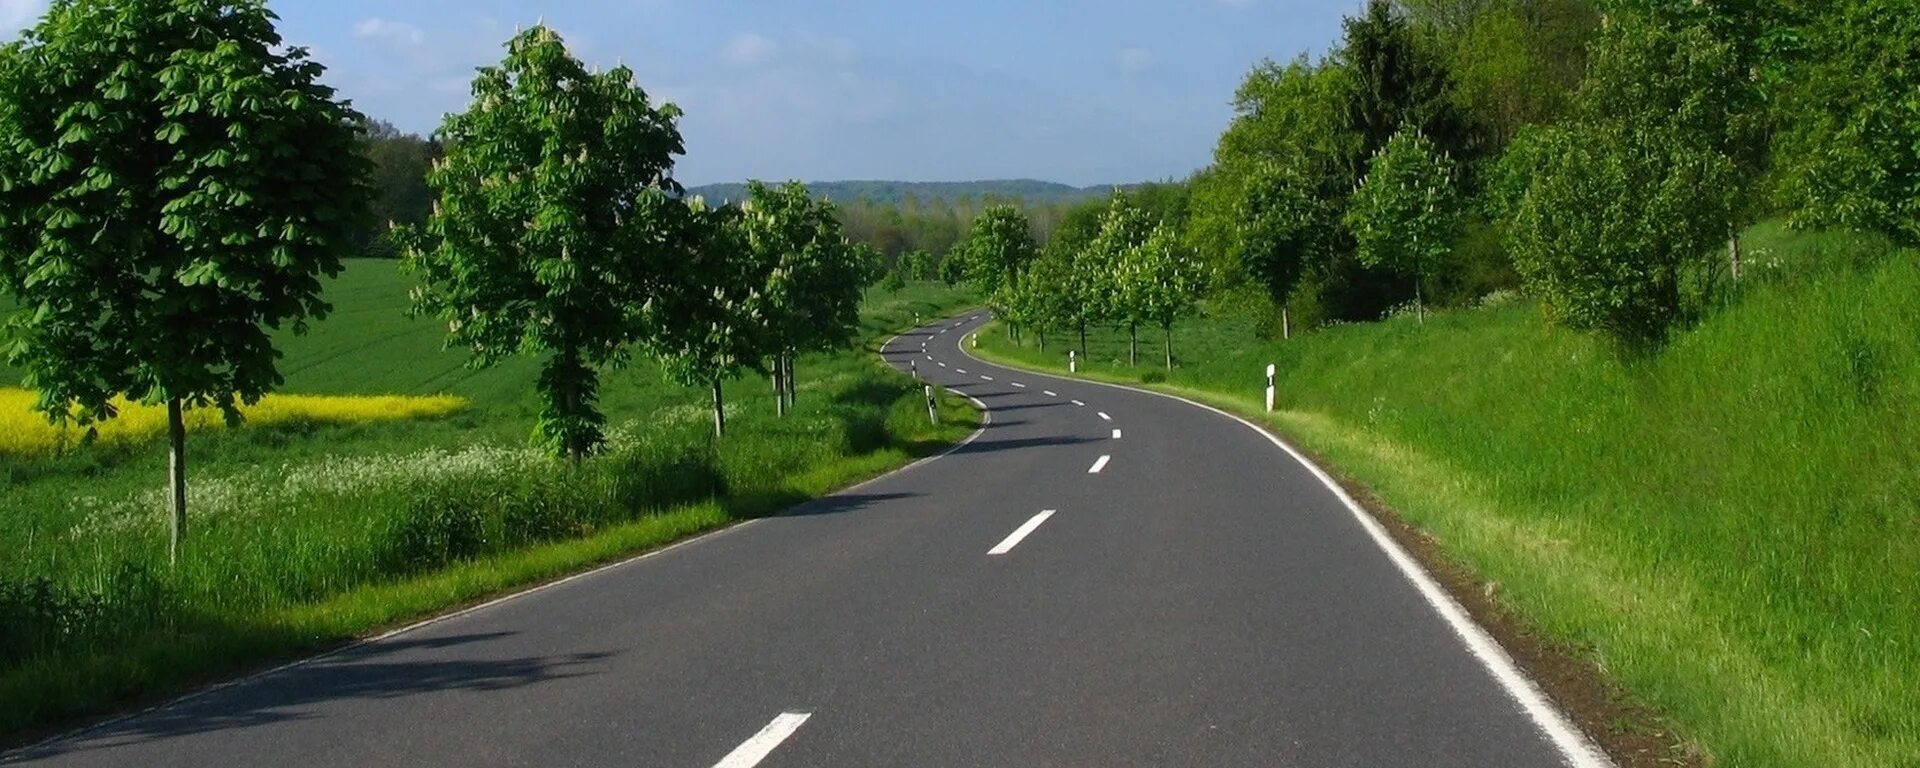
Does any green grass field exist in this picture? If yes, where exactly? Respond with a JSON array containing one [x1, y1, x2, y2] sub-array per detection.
[[0, 260, 979, 740], [973, 223, 1920, 767]]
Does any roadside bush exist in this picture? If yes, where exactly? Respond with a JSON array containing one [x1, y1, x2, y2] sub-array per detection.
[[608, 435, 724, 514], [388, 487, 491, 572]]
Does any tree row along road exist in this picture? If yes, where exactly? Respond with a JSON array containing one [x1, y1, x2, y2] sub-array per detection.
[[7, 313, 1604, 768]]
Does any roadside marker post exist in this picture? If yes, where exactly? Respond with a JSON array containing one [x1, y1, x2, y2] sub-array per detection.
[[925, 385, 940, 426], [910, 359, 919, 381], [1265, 364, 1277, 413], [971, 333, 979, 349], [1070, 350, 1078, 374]]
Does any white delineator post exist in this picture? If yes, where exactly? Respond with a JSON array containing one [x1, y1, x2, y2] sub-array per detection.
[[1265, 363, 1277, 413], [1069, 350, 1078, 374], [925, 385, 939, 426], [971, 333, 979, 349], [910, 359, 919, 381]]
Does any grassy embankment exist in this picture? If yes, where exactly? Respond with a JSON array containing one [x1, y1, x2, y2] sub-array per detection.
[[0, 260, 978, 740], [973, 223, 1918, 768]]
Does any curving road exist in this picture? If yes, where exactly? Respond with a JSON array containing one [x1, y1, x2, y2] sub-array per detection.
[[6, 313, 1608, 767]]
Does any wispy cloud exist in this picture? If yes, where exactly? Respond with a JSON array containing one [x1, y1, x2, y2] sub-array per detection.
[[720, 32, 779, 67], [1117, 47, 1154, 75], [0, 0, 46, 38], [354, 17, 425, 46]]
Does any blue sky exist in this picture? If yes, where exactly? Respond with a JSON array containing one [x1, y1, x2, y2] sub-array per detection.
[[1, 1, 1355, 186]]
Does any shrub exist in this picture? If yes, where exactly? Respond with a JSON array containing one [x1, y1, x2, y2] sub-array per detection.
[[388, 487, 491, 571]]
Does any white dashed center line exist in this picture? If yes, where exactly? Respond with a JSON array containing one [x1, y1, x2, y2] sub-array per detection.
[[980, 375, 994, 381], [1112, 429, 1123, 439], [988, 510, 1057, 555], [1043, 390, 1058, 397], [1010, 382, 1026, 388], [713, 712, 812, 768], [1071, 400, 1086, 407], [1088, 455, 1111, 474], [1097, 412, 1111, 421]]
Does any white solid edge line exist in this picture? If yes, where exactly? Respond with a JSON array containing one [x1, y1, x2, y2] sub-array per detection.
[[988, 510, 1057, 555], [713, 711, 813, 768], [956, 335, 1613, 768], [1088, 455, 1111, 474], [1097, 411, 1112, 421], [1112, 429, 1122, 439], [5, 322, 998, 762]]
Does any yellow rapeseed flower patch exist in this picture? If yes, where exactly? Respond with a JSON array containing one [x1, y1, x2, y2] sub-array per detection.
[[0, 388, 467, 458]]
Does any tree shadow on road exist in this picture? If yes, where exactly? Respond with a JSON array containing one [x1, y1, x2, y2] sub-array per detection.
[[15, 632, 612, 760]]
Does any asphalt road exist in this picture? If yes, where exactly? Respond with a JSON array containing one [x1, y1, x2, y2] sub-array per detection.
[[6, 313, 1608, 767]]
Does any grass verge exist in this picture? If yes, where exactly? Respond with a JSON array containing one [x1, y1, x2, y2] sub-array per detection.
[[969, 224, 1919, 768]]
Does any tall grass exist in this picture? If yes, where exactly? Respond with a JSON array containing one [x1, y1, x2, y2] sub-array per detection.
[[0, 264, 978, 740], [974, 225, 1919, 767]]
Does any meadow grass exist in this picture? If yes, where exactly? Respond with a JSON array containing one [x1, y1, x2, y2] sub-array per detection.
[[0, 263, 979, 740], [973, 225, 1920, 767]]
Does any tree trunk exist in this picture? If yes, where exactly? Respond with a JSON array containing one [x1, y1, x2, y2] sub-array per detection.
[[1037, 331, 1046, 353], [166, 397, 187, 566], [1415, 281, 1426, 326], [1282, 306, 1291, 340], [1729, 234, 1743, 282], [712, 379, 726, 438], [784, 354, 796, 410], [1163, 323, 1174, 371], [1078, 322, 1088, 358], [772, 361, 786, 417], [1128, 323, 1138, 367]]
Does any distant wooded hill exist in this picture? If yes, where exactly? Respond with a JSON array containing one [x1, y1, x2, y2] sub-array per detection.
[[684, 179, 1124, 206]]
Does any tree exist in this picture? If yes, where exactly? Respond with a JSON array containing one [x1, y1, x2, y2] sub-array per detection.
[[1339, 0, 1470, 172], [1118, 224, 1207, 369], [899, 248, 936, 281], [650, 202, 761, 438], [401, 26, 687, 461], [357, 119, 439, 258], [735, 181, 864, 416], [959, 205, 1038, 303], [1346, 127, 1459, 324], [1773, 0, 1920, 246], [0, 0, 371, 564], [1504, 10, 1746, 347], [1233, 162, 1341, 338], [1078, 193, 1155, 360]]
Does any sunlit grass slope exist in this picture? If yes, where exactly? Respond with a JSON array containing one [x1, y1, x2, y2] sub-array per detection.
[[974, 224, 1919, 768]]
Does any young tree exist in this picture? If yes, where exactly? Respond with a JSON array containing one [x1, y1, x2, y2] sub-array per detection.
[[736, 181, 863, 416], [1080, 194, 1156, 360], [401, 26, 687, 461], [959, 205, 1038, 305], [1118, 224, 1207, 369], [0, 0, 371, 564], [650, 202, 762, 438], [1015, 254, 1074, 353], [1774, 0, 1920, 246], [1232, 162, 1341, 338], [1345, 127, 1459, 324], [1505, 11, 1745, 347]]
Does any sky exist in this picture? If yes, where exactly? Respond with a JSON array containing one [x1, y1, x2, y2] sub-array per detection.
[[0, 0, 1355, 187]]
